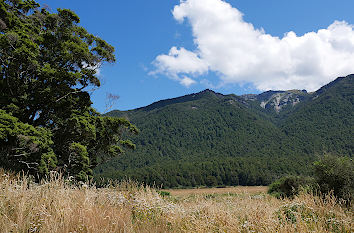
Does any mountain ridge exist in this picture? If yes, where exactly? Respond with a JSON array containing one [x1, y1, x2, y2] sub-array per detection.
[[108, 75, 352, 116], [98, 74, 353, 188]]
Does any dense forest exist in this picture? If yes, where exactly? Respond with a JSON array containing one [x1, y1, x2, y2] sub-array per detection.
[[95, 75, 353, 188]]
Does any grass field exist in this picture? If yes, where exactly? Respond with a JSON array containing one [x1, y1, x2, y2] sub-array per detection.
[[0, 171, 352, 232]]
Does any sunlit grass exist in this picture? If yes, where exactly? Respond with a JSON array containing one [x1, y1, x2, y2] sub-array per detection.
[[0, 170, 352, 232]]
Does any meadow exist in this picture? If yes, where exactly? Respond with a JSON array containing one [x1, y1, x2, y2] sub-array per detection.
[[0, 171, 352, 233]]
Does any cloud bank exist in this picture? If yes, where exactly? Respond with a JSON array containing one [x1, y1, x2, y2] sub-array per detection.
[[152, 0, 354, 91]]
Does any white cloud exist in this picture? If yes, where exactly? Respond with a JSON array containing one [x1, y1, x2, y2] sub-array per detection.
[[152, 0, 354, 91], [179, 76, 196, 87], [151, 46, 208, 78]]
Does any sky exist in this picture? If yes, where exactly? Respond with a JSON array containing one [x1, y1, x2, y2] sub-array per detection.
[[37, 0, 354, 112]]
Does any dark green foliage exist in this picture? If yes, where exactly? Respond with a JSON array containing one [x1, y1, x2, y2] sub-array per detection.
[[157, 191, 170, 197], [314, 155, 353, 201], [68, 142, 91, 181], [96, 75, 353, 188], [0, 0, 137, 180], [269, 155, 353, 202], [96, 90, 312, 187], [97, 155, 312, 188], [0, 109, 57, 175], [268, 176, 316, 199], [281, 76, 354, 156], [205, 175, 218, 187]]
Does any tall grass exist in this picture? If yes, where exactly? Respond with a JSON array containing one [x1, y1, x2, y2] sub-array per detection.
[[0, 170, 352, 232]]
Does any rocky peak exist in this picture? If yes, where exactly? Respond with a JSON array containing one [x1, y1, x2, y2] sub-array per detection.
[[241, 89, 310, 113]]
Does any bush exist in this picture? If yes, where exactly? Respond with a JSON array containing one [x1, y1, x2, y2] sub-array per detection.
[[314, 154, 353, 201], [157, 191, 171, 197], [268, 176, 316, 199]]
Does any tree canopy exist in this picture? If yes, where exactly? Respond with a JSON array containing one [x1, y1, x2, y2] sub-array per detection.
[[0, 0, 137, 180], [97, 76, 353, 188]]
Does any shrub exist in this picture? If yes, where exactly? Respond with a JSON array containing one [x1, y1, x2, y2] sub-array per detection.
[[157, 191, 171, 197], [277, 203, 317, 224], [313, 155, 353, 202], [268, 176, 316, 199]]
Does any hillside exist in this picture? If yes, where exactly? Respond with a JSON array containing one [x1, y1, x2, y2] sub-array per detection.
[[95, 75, 353, 188], [281, 75, 354, 155]]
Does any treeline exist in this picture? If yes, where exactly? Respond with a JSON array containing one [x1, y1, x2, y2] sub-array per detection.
[[96, 155, 313, 188]]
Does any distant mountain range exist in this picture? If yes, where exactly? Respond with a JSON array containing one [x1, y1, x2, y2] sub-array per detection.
[[95, 74, 353, 188]]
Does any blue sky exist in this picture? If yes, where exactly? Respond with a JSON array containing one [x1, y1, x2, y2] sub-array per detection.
[[37, 0, 354, 112]]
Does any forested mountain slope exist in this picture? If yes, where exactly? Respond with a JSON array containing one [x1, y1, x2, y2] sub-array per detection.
[[281, 75, 354, 155], [95, 75, 353, 188]]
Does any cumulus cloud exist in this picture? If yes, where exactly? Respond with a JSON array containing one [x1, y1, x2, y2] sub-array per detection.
[[152, 0, 354, 91], [151, 46, 208, 77], [179, 76, 196, 87]]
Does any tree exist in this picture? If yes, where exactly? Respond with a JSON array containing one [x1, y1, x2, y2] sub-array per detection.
[[205, 175, 217, 187], [0, 0, 137, 180], [314, 155, 353, 201]]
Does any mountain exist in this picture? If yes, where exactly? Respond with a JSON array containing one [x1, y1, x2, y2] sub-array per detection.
[[95, 75, 353, 188], [241, 89, 310, 113], [281, 75, 354, 155], [239, 89, 313, 126], [105, 89, 302, 161]]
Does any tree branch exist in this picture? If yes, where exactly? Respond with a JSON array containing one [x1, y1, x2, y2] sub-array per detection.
[[19, 160, 39, 169], [55, 88, 85, 102]]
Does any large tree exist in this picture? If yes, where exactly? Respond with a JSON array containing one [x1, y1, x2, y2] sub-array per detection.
[[0, 0, 137, 180]]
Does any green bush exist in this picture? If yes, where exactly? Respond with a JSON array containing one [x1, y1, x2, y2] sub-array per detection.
[[157, 191, 171, 197], [268, 176, 316, 199], [314, 155, 353, 202]]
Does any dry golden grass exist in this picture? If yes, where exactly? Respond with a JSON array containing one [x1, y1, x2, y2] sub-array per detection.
[[0, 170, 352, 233]]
